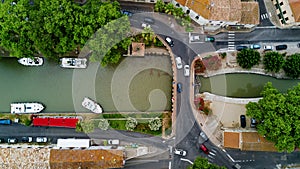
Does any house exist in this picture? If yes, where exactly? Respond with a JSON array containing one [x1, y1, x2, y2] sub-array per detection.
[[272, 0, 300, 26]]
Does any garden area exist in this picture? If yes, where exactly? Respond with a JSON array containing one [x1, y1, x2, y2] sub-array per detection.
[[76, 112, 172, 137]]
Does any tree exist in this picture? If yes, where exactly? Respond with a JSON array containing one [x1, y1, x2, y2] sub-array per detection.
[[188, 157, 226, 169], [283, 53, 300, 78], [263, 51, 285, 73], [246, 82, 300, 152], [148, 117, 162, 131], [98, 119, 110, 130], [76, 121, 95, 133], [154, 0, 165, 12], [125, 117, 138, 131], [236, 49, 261, 69]]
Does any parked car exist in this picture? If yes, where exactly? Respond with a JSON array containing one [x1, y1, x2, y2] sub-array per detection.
[[250, 44, 261, 49], [236, 46, 248, 51], [8, 138, 18, 144], [0, 138, 5, 143], [250, 118, 257, 128], [263, 45, 273, 51], [22, 137, 33, 143], [240, 115, 246, 128], [144, 17, 155, 24], [175, 57, 183, 69], [200, 144, 209, 154], [205, 37, 215, 42], [177, 83, 182, 93], [141, 23, 151, 28], [0, 119, 12, 125], [108, 139, 120, 145], [184, 65, 190, 77], [165, 36, 174, 47], [121, 10, 133, 16], [297, 43, 300, 48], [275, 44, 287, 50], [174, 149, 187, 156], [36, 137, 47, 143]]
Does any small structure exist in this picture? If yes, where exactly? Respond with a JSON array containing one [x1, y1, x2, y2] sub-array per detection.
[[32, 116, 80, 128], [126, 42, 145, 57], [57, 138, 90, 148]]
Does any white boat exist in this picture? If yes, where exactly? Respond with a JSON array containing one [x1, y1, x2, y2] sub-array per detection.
[[11, 102, 45, 114], [81, 97, 103, 114], [60, 58, 87, 69], [18, 57, 43, 66]]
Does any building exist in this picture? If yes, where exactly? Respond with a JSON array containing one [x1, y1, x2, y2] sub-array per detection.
[[171, 0, 259, 31], [271, 0, 300, 26]]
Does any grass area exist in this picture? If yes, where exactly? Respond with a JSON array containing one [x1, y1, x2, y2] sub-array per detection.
[[101, 112, 164, 119], [0, 113, 31, 125]]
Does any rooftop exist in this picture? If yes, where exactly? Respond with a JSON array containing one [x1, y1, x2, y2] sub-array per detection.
[[289, 0, 300, 22]]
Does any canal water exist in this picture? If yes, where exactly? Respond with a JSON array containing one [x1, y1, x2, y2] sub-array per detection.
[[199, 73, 300, 98], [0, 56, 172, 113]]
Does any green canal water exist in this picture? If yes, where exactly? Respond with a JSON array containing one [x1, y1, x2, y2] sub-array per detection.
[[199, 73, 300, 98], [0, 56, 172, 112]]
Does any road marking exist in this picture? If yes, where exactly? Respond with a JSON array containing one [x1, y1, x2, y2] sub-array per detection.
[[169, 161, 171, 169], [269, 12, 272, 17], [211, 149, 217, 153], [208, 155, 215, 159], [180, 158, 193, 165], [209, 152, 216, 156]]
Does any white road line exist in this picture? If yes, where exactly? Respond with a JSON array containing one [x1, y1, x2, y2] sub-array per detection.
[[180, 158, 193, 165], [208, 154, 215, 159], [228, 37, 235, 39], [209, 152, 216, 156], [265, 13, 269, 18], [228, 34, 235, 36], [228, 42, 235, 44], [261, 15, 264, 20], [169, 161, 171, 169], [211, 149, 217, 153]]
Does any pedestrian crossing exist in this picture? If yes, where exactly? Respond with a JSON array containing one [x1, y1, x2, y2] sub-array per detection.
[[228, 31, 235, 51], [260, 12, 272, 20]]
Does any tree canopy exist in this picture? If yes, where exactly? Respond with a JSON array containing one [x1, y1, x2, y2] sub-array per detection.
[[246, 82, 300, 152], [236, 49, 261, 69], [188, 157, 226, 169], [263, 51, 285, 73], [283, 53, 300, 78], [0, 0, 126, 64]]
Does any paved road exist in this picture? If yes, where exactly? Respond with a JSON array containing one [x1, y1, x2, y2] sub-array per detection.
[[257, 0, 274, 27]]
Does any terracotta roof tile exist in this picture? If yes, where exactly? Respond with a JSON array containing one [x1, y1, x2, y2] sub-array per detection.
[[289, 0, 300, 22]]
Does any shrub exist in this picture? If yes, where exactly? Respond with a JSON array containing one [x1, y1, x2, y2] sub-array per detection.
[[125, 117, 138, 131], [220, 52, 227, 59], [98, 119, 110, 130], [148, 117, 162, 131]]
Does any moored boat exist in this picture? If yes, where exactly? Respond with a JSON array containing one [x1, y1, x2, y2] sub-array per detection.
[[81, 97, 103, 114], [18, 57, 44, 66], [11, 102, 45, 114], [60, 58, 87, 69]]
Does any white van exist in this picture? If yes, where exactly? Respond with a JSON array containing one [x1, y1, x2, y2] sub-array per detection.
[[184, 65, 190, 76], [175, 57, 183, 69]]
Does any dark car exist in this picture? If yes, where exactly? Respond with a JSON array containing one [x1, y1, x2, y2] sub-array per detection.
[[177, 83, 182, 93], [297, 43, 300, 48], [200, 144, 209, 154], [22, 137, 33, 143], [236, 46, 248, 51], [205, 37, 215, 42], [250, 118, 257, 128], [275, 44, 287, 50], [144, 17, 155, 24], [240, 115, 246, 128], [121, 10, 133, 16], [0, 138, 5, 143]]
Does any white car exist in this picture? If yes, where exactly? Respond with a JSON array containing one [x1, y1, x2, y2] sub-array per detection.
[[184, 65, 190, 76], [175, 57, 183, 69], [36, 137, 47, 143], [174, 149, 187, 156], [263, 45, 273, 51], [141, 23, 151, 28], [165, 36, 174, 47]]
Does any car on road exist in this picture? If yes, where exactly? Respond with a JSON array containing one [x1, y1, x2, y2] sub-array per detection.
[[175, 57, 182, 69], [165, 36, 174, 47], [263, 45, 273, 51], [205, 37, 215, 42], [174, 149, 187, 156], [22, 137, 33, 143], [177, 83, 182, 93], [8, 138, 18, 144], [275, 44, 287, 50], [36, 137, 47, 143], [199, 131, 208, 143], [240, 115, 246, 128], [200, 144, 209, 154], [250, 118, 257, 128], [250, 44, 261, 49], [236, 46, 248, 51], [184, 65, 190, 77]]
